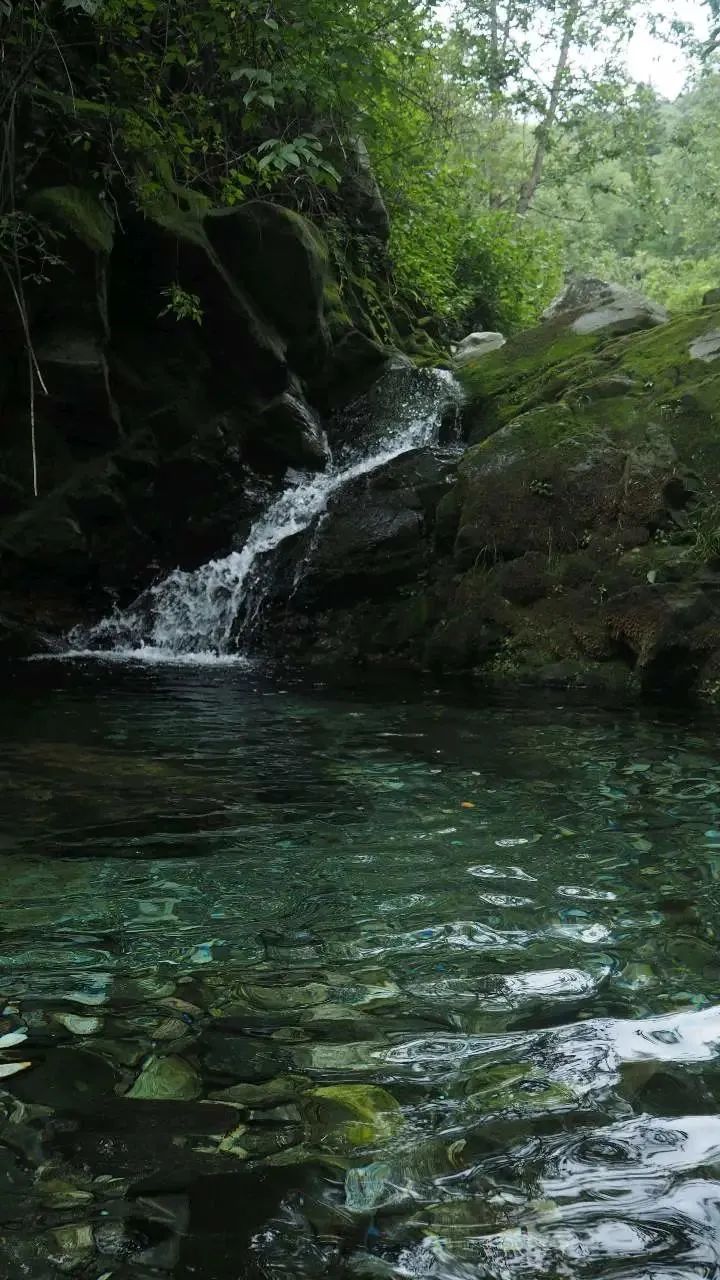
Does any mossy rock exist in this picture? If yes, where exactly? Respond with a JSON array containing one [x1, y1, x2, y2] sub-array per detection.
[[464, 1062, 577, 1115], [125, 1053, 201, 1101], [241, 982, 330, 1010], [305, 1084, 402, 1149], [205, 202, 330, 373], [31, 185, 114, 255]]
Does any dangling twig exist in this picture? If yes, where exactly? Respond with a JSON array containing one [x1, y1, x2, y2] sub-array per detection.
[[27, 345, 38, 497]]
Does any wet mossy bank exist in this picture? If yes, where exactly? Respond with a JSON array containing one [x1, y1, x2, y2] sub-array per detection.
[[271, 302, 720, 702]]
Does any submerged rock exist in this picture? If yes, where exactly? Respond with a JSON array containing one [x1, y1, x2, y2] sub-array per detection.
[[305, 1084, 402, 1149], [126, 1054, 201, 1101]]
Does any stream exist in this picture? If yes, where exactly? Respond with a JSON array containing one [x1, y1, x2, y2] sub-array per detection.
[[2, 661, 720, 1278]]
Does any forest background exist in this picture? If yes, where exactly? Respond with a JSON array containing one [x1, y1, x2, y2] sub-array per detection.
[[1, 0, 719, 340]]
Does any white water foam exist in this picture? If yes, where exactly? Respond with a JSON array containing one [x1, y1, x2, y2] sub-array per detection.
[[30, 647, 252, 667], [70, 368, 460, 662]]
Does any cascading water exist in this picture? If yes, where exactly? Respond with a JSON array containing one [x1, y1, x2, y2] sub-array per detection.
[[70, 367, 461, 662]]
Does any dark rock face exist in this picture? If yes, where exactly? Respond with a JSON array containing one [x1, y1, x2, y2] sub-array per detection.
[[0, 191, 403, 650], [264, 447, 460, 663], [259, 394, 329, 472], [297, 447, 458, 606]]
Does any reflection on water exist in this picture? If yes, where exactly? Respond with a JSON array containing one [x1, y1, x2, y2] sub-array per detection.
[[1, 662, 720, 1277]]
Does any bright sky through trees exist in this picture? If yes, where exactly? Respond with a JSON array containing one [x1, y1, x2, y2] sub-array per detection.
[[627, 0, 708, 95]]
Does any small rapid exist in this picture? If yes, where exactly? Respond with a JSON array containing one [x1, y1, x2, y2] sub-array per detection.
[[72, 367, 460, 661]]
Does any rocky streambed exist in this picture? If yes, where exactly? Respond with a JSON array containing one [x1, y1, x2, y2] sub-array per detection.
[[3, 663, 720, 1277]]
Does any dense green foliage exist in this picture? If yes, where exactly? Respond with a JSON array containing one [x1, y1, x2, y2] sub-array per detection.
[[0, 0, 563, 338], [0, 0, 716, 340], [534, 73, 720, 310]]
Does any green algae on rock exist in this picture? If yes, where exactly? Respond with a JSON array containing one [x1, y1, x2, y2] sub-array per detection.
[[126, 1054, 201, 1101], [306, 1084, 403, 1149]]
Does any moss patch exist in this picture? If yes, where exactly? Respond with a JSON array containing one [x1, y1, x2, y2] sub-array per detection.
[[31, 185, 114, 255]]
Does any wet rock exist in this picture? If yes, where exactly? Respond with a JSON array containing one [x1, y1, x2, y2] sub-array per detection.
[[242, 982, 329, 1011], [208, 1074, 312, 1108], [259, 393, 330, 471], [48, 1223, 95, 1273], [52, 1099, 239, 1178], [52, 1013, 102, 1036], [305, 1084, 402, 1149], [7, 1046, 119, 1108], [300, 1004, 381, 1042], [153, 1016, 191, 1041], [217, 1124, 250, 1159], [290, 448, 457, 610], [345, 1161, 398, 1212], [36, 1176, 94, 1209], [126, 1054, 201, 1101], [202, 1033, 290, 1081], [315, 329, 390, 412]]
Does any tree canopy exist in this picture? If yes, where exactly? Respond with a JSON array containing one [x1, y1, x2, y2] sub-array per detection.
[[0, 0, 717, 340]]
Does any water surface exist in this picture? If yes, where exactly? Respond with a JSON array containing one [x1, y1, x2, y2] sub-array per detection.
[[1, 660, 720, 1278]]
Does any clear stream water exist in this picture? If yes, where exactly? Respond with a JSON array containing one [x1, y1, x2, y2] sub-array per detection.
[[3, 661, 720, 1279]]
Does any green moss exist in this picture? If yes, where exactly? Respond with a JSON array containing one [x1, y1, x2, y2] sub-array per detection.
[[323, 279, 353, 339], [306, 1084, 402, 1150], [458, 319, 602, 405], [31, 185, 114, 255], [126, 1054, 200, 1101]]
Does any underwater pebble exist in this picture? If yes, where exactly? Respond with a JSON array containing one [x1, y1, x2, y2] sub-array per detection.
[[0, 1061, 31, 1078], [54, 1014, 102, 1036], [0, 1030, 27, 1049]]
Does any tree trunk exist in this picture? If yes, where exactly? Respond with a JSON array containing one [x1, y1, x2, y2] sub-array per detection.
[[516, 0, 579, 215]]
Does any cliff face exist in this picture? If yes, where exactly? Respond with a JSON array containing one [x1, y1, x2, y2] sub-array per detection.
[[0, 182, 421, 653], [267, 297, 720, 702]]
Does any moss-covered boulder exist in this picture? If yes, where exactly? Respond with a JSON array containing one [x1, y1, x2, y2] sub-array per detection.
[[274, 304, 720, 701], [433, 304, 720, 695]]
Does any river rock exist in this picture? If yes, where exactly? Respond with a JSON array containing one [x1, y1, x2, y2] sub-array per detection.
[[126, 1054, 201, 1101], [272, 301, 720, 701], [202, 1032, 290, 1081], [0, 174, 399, 639], [305, 1084, 402, 1149], [541, 276, 668, 336], [209, 1074, 312, 1107], [454, 331, 506, 364], [289, 448, 458, 610]]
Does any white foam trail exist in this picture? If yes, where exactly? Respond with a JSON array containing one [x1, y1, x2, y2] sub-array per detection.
[[71, 368, 460, 661], [30, 647, 252, 668]]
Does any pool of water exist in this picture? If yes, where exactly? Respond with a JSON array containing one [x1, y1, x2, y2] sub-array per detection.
[[2, 660, 720, 1278]]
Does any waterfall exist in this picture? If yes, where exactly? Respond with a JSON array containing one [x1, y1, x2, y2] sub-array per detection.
[[70, 367, 460, 662]]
